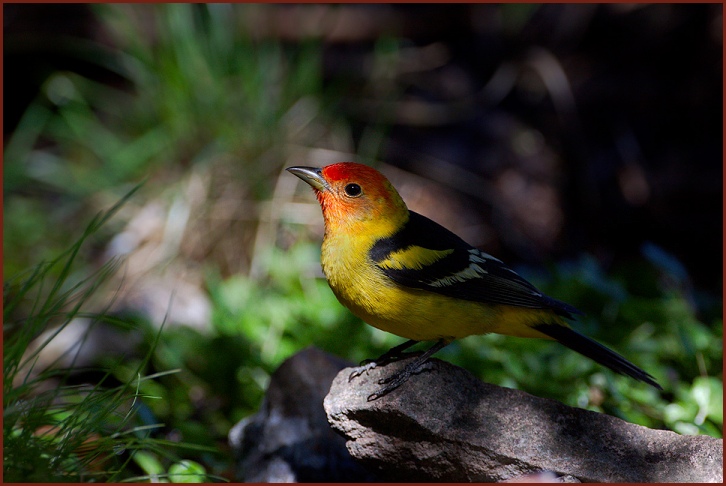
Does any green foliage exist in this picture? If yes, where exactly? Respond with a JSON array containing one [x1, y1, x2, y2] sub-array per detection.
[[209, 243, 386, 368], [168, 460, 208, 483], [3, 191, 219, 482]]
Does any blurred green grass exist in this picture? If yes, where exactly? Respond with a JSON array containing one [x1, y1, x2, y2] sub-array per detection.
[[4, 3, 342, 280], [4, 3, 722, 482], [3, 188, 218, 482]]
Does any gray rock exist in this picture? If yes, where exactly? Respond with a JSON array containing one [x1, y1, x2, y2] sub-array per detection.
[[324, 357, 723, 482], [228, 347, 378, 482]]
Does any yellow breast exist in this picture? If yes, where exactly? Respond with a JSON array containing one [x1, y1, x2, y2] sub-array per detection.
[[320, 231, 558, 342]]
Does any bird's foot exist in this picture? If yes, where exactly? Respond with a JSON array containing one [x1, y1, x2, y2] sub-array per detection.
[[348, 339, 420, 382], [348, 361, 377, 382], [348, 351, 422, 382], [365, 339, 450, 401], [367, 360, 436, 401]]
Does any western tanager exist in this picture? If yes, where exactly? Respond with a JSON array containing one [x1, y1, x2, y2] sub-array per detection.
[[287, 162, 661, 400]]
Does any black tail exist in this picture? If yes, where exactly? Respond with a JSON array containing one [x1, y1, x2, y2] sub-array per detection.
[[533, 323, 662, 390]]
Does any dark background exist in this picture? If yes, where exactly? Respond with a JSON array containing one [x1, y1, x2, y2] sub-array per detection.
[[5, 3, 722, 290], [3, 4, 723, 481]]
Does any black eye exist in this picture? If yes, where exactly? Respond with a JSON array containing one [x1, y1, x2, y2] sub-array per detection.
[[344, 183, 362, 197]]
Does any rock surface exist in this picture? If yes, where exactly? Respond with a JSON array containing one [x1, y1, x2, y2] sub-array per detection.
[[324, 357, 723, 483], [228, 347, 377, 482]]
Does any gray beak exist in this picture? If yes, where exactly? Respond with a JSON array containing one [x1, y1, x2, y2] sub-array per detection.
[[286, 166, 329, 192]]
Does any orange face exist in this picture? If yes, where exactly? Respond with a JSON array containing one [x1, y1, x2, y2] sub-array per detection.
[[289, 162, 409, 232]]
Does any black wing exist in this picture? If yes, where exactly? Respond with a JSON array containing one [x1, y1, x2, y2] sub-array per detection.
[[369, 211, 582, 319]]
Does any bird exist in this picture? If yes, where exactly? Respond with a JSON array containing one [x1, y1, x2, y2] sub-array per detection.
[[287, 162, 661, 400]]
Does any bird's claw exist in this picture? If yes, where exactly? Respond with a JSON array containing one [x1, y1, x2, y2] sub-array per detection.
[[367, 360, 437, 400], [377, 360, 435, 385], [349, 349, 423, 382], [348, 361, 378, 382]]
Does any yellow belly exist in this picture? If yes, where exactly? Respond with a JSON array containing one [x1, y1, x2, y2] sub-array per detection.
[[321, 235, 562, 342]]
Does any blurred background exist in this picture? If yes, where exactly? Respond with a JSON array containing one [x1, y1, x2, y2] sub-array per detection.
[[4, 3, 722, 481]]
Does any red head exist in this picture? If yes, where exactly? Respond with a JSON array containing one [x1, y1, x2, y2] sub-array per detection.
[[287, 162, 409, 236]]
